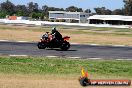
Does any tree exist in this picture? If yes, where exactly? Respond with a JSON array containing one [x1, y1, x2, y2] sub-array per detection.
[[30, 12, 44, 20], [112, 9, 124, 15], [94, 7, 112, 15], [94, 7, 105, 15], [42, 5, 48, 12], [0, 11, 6, 18], [77, 8, 83, 12], [27, 2, 39, 15], [123, 0, 132, 15], [34, 3, 39, 12], [66, 6, 83, 12], [85, 9, 91, 13], [42, 5, 49, 19], [105, 9, 112, 15], [27, 2, 33, 12], [15, 5, 28, 16], [48, 7, 64, 11], [0, 0, 15, 15]]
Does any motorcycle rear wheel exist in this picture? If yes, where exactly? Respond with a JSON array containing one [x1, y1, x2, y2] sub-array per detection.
[[60, 41, 70, 51], [37, 42, 46, 49]]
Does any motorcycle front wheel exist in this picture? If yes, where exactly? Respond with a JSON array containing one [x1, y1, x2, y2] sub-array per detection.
[[37, 42, 46, 49], [60, 41, 70, 51]]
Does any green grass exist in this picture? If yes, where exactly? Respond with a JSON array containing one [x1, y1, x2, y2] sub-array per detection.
[[0, 57, 132, 78]]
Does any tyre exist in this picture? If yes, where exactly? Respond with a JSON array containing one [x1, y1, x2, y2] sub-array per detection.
[[79, 77, 89, 87], [60, 41, 70, 51], [37, 42, 46, 49]]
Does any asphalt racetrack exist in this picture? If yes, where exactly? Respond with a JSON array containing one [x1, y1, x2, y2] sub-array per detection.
[[0, 41, 132, 59]]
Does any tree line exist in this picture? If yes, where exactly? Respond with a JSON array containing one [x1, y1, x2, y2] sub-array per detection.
[[0, 0, 132, 20]]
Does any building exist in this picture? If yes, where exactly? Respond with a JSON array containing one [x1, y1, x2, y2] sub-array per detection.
[[87, 15, 132, 25], [8, 16, 28, 20], [17, 16, 28, 20], [49, 11, 89, 23], [8, 16, 17, 20]]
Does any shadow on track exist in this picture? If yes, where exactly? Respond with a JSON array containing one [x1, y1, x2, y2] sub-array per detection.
[[46, 48, 77, 51]]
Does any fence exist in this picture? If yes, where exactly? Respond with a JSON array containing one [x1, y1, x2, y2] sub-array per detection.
[[0, 19, 130, 28]]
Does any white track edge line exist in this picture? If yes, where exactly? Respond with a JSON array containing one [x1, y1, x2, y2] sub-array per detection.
[[0, 40, 9, 42], [68, 57, 81, 59], [116, 59, 132, 61], [46, 56, 58, 58], [17, 41, 29, 43], [113, 45, 126, 47], [90, 44, 100, 46], [88, 58, 102, 60], [9, 55, 28, 57]]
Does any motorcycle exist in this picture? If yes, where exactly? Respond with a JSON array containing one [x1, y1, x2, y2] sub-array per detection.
[[37, 32, 70, 51]]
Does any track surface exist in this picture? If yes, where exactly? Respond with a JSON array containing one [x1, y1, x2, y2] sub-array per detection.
[[0, 41, 132, 59]]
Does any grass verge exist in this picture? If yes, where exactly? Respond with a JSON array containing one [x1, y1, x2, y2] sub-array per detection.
[[0, 56, 132, 78]]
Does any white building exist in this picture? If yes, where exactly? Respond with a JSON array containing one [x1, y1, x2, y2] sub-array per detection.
[[87, 15, 132, 25], [49, 11, 89, 23]]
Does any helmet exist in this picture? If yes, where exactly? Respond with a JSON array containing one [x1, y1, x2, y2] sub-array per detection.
[[52, 27, 57, 33]]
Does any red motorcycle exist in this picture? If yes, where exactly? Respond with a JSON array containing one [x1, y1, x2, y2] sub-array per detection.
[[37, 32, 70, 51]]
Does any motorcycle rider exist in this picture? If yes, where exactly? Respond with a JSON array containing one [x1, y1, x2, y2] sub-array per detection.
[[51, 27, 62, 41]]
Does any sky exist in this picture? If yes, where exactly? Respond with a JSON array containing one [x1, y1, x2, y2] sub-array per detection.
[[0, 0, 124, 11]]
